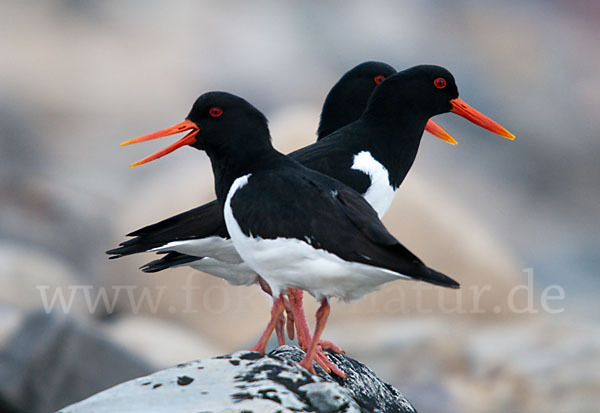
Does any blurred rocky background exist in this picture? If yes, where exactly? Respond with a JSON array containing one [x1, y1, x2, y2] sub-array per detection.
[[1, 1, 599, 412]]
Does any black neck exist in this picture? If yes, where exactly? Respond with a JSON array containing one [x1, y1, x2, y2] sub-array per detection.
[[205, 139, 283, 203], [358, 105, 429, 189], [318, 85, 367, 140]]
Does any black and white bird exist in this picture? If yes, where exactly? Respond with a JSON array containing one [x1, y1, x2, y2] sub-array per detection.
[[109, 61, 500, 280], [109, 61, 510, 291], [113, 65, 514, 374], [121, 88, 458, 373], [111, 62, 439, 375]]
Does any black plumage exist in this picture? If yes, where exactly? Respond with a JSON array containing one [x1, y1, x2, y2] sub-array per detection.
[[109, 64, 512, 274], [107, 61, 400, 267], [317, 61, 396, 138], [185, 90, 459, 291], [227, 163, 457, 289]]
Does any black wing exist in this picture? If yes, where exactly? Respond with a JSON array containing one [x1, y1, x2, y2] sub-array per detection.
[[108, 125, 372, 262], [289, 125, 372, 196], [106, 200, 228, 258], [230, 168, 458, 289], [138, 251, 200, 273]]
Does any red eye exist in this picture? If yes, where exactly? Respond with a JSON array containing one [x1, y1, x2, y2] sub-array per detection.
[[374, 75, 385, 84], [209, 107, 223, 117], [434, 78, 446, 89]]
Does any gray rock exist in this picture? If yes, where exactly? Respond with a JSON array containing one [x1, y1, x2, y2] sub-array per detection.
[[271, 346, 415, 412], [59, 345, 416, 412], [0, 311, 155, 413]]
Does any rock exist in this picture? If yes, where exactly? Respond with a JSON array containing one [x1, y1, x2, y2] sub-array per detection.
[[322, 315, 600, 413], [0, 306, 24, 350], [0, 311, 155, 413], [58, 345, 416, 413], [0, 242, 90, 316], [0, 175, 112, 288], [102, 315, 221, 368], [271, 346, 416, 412], [453, 317, 600, 412]]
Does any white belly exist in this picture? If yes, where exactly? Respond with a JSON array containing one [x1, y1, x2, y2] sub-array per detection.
[[351, 151, 396, 218], [224, 174, 407, 301]]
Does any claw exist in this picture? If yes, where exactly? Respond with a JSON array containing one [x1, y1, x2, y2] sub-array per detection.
[[315, 347, 346, 378], [318, 340, 344, 354]]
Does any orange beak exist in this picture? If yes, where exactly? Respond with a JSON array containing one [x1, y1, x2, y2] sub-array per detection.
[[120, 120, 199, 167], [450, 98, 515, 140], [425, 120, 457, 145]]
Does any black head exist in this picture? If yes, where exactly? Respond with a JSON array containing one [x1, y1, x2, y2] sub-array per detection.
[[318, 61, 397, 139], [122, 91, 272, 167], [186, 92, 271, 153], [365, 65, 459, 119], [364, 65, 514, 139]]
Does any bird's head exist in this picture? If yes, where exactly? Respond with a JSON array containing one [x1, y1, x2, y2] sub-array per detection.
[[367, 65, 514, 141], [320, 62, 456, 144], [121, 91, 271, 167]]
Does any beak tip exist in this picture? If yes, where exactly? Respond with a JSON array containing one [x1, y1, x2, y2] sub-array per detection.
[[444, 135, 458, 145], [500, 130, 516, 140]]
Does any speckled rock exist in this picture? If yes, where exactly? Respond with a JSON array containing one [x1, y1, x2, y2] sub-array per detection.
[[271, 346, 415, 412], [58, 345, 416, 413]]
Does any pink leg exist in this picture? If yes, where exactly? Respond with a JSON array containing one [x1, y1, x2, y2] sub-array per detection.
[[258, 276, 289, 346], [287, 290, 345, 376], [275, 312, 286, 346], [250, 294, 285, 354], [287, 289, 311, 349], [298, 299, 346, 378], [287, 289, 343, 354], [284, 295, 295, 341]]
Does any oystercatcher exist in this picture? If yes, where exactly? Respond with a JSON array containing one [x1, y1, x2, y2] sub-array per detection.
[[121, 86, 461, 372], [108, 62, 459, 375], [112, 65, 514, 376], [109, 62, 511, 283], [317, 62, 451, 142], [107, 61, 460, 276]]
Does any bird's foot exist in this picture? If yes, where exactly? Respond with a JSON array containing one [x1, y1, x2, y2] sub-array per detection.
[[297, 298, 346, 379], [318, 340, 344, 354], [314, 346, 346, 378]]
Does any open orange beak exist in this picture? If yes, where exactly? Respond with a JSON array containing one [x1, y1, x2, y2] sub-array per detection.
[[450, 98, 515, 140], [120, 120, 199, 167], [425, 120, 457, 145]]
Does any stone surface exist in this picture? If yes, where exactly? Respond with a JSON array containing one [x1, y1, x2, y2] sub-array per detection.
[[102, 314, 221, 368], [59, 345, 415, 413], [0, 242, 91, 316], [0, 312, 155, 413], [324, 315, 600, 413]]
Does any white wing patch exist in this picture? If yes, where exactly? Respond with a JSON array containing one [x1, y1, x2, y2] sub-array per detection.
[[351, 151, 396, 218], [150, 237, 243, 264]]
